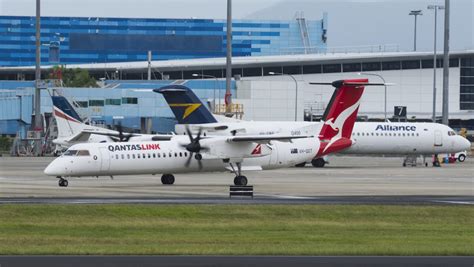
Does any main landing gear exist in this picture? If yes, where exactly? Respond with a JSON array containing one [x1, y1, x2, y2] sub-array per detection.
[[229, 162, 248, 186], [161, 174, 175, 185], [57, 177, 68, 187], [311, 158, 326, 168]]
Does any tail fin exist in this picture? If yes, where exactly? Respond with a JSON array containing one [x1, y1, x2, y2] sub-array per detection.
[[154, 85, 218, 124], [316, 79, 367, 156], [52, 96, 85, 138]]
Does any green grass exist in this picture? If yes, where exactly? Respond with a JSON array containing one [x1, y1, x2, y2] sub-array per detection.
[[0, 204, 472, 255]]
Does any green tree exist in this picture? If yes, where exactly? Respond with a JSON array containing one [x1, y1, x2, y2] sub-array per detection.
[[49, 66, 98, 88], [0, 136, 12, 152]]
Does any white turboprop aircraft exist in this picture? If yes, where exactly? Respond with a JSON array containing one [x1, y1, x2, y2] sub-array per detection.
[[156, 82, 471, 167], [44, 79, 368, 187]]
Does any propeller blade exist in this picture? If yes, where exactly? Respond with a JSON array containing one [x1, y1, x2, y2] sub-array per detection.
[[198, 159, 203, 170], [196, 127, 202, 140], [185, 125, 193, 143], [185, 152, 193, 168]]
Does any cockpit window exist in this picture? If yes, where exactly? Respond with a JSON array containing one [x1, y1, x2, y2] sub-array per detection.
[[63, 150, 90, 156], [63, 150, 77, 156], [448, 131, 457, 136], [77, 150, 90, 156]]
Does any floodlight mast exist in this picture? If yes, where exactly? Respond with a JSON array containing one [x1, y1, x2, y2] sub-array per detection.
[[409, 10, 423, 51]]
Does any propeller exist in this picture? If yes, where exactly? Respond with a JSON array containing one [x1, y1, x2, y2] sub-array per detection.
[[115, 122, 134, 142], [181, 125, 205, 170]]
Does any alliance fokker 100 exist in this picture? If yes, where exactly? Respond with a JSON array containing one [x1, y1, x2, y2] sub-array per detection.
[[156, 80, 470, 167], [44, 79, 368, 187]]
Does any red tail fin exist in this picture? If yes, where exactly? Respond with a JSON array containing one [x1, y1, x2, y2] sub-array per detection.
[[316, 79, 367, 157]]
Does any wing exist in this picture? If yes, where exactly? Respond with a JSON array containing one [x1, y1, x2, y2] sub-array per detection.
[[81, 129, 173, 141], [226, 134, 313, 144]]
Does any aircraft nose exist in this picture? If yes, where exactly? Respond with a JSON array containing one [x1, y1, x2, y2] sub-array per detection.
[[461, 137, 472, 151], [44, 160, 62, 176]]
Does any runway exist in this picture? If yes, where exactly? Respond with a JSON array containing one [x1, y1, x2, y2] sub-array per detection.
[[1, 256, 473, 267], [1, 155, 473, 202], [0, 195, 473, 205]]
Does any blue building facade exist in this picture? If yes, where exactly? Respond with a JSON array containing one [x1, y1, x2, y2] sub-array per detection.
[[0, 80, 235, 135], [0, 15, 327, 66]]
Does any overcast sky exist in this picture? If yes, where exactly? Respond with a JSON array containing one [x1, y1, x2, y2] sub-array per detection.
[[0, 0, 472, 52]]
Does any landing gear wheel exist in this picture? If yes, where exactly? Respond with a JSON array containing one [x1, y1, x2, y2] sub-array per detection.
[[233, 175, 248, 186], [295, 162, 306, 168], [161, 174, 175, 185], [458, 154, 466, 162], [403, 162, 407, 167], [311, 158, 326, 168], [195, 153, 202, 160], [58, 178, 68, 187]]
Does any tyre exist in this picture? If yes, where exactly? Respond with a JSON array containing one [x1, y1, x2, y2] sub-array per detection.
[[234, 176, 248, 186], [240, 176, 248, 186], [311, 158, 325, 168], [458, 154, 466, 162]]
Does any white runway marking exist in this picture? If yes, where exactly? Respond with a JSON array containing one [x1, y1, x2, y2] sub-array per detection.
[[259, 194, 316, 200], [433, 200, 474, 205]]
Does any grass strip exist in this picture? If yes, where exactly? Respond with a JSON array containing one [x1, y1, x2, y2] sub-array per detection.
[[0, 204, 472, 255]]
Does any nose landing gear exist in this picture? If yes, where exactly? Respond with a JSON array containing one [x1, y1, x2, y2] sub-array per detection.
[[161, 174, 175, 185], [57, 177, 68, 187]]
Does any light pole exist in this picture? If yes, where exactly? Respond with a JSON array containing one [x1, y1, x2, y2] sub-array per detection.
[[409, 10, 423, 51], [428, 4, 444, 122], [269, 72, 298, 121], [358, 72, 387, 121], [192, 73, 218, 113]]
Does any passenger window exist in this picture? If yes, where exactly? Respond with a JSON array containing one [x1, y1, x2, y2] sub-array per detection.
[[417, 133, 419, 136], [169, 153, 172, 157], [148, 154, 151, 158], [132, 154, 135, 159], [143, 153, 146, 159], [153, 153, 156, 158], [376, 133, 379, 136], [121, 154, 124, 159], [357, 133, 360, 136], [158, 153, 161, 158], [163, 153, 166, 158], [127, 154, 130, 159], [174, 152, 177, 157], [179, 152, 183, 157], [184, 152, 188, 157], [362, 133, 364, 136], [371, 133, 374, 136], [138, 154, 141, 159], [403, 133, 405, 136], [115, 154, 119, 160]]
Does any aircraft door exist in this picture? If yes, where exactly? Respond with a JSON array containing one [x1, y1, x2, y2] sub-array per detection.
[[99, 147, 110, 172], [434, 130, 443, 147]]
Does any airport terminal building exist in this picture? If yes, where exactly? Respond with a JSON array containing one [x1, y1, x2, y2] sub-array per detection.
[[0, 14, 473, 137], [0, 15, 327, 69]]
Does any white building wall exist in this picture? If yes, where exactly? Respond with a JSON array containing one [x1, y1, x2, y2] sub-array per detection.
[[235, 67, 466, 121]]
